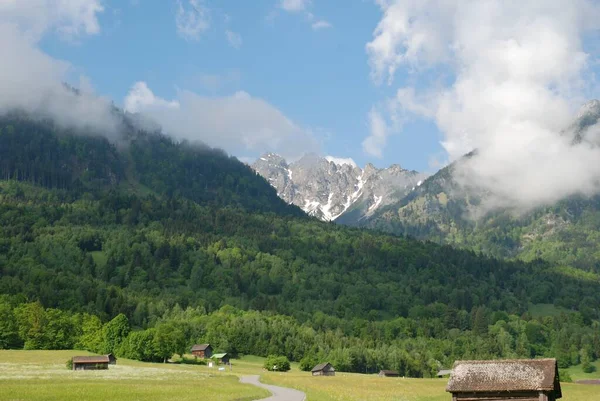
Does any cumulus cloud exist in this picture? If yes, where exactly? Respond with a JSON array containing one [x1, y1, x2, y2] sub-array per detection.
[[367, 0, 600, 210], [280, 0, 311, 12], [0, 1, 122, 136], [175, 0, 209, 41], [225, 30, 242, 49], [124, 82, 320, 160], [124, 82, 180, 113], [0, 0, 104, 40]]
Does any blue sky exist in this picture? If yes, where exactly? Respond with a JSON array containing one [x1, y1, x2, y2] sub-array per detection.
[[35, 0, 444, 172]]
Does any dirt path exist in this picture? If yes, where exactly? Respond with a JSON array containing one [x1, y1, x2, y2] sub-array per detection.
[[576, 379, 600, 385], [240, 375, 306, 401]]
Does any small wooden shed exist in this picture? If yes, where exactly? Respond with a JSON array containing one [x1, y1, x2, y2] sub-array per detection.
[[72, 355, 110, 370], [378, 370, 399, 377], [107, 353, 117, 365], [437, 369, 452, 377], [191, 344, 213, 359], [446, 358, 562, 401], [212, 353, 230, 365], [312, 362, 335, 376]]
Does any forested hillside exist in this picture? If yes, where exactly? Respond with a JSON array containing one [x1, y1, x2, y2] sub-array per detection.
[[0, 113, 303, 216], [0, 115, 599, 376], [363, 156, 600, 274]]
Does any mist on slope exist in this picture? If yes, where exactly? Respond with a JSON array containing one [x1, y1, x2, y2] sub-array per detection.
[[0, 3, 123, 138], [367, 0, 600, 212], [0, 1, 319, 160]]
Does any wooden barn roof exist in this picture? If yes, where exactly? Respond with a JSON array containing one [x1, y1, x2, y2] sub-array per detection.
[[191, 344, 211, 351], [446, 359, 561, 397], [72, 355, 110, 364], [379, 370, 399, 375], [312, 362, 333, 372]]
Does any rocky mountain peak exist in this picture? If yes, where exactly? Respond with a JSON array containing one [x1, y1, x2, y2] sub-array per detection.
[[577, 99, 600, 119], [252, 153, 428, 223]]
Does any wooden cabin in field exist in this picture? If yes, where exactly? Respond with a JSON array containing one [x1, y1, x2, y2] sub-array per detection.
[[107, 353, 117, 365], [312, 362, 335, 376], [437, 369, 452, 378], [191, 344, 213, 359], [72, 355, 110, 370], [212, 353, 230, 365], [378, 369, 399, 377], [446, 359, 562, 401]]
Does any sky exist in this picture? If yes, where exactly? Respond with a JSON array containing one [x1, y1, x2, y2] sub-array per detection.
[[15, 0, 442, 172], [4, 0, 600, 212]]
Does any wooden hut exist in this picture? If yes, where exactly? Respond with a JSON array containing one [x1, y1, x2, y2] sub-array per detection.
[[212, 353, 230, 365], [72, 355, 110, 370], [311, 362, 335, 376], [446, 359, 562, 401], [107, 353, 117, 365], [378, 370, 399, 377], [191, 344, 213, 359], [437, 369, 452, 377]]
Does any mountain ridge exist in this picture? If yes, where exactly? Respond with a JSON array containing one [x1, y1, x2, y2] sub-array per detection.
[[252, 152, 427, 222]]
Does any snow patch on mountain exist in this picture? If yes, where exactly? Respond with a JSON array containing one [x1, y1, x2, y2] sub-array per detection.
[[252, 153, 428, 223], [325, 156, 358, 168]]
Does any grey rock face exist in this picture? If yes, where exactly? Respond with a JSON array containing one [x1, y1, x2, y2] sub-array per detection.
[[252, 153, 428, 222]]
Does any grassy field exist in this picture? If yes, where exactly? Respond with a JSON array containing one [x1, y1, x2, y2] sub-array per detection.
[[234, 356, 598, 401], [1, 351, 598, 401], [565, 360, 600, 382], [0, 350, 269, 401]]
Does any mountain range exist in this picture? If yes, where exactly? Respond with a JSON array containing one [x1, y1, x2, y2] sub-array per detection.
[[252, 153, 428, 222], [253, 100, 600, 275]]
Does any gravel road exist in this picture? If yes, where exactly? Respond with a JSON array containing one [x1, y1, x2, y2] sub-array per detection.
[[240, 375, 306, 401]]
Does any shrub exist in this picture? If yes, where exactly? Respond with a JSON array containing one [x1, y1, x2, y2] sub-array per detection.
[[583, 363, 597, 373], [558, 369, 572, 382], [65, 358, 73, 370], [299, 355, 318, 372], [174, 356, 207, 365], [263, 355, 290, 372]]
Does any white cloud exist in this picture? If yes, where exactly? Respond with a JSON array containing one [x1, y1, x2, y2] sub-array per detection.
[[311, 20, 331, 30], [362, 108, 388, 158], [325, 156, 358, 168], [0, 1, 121, 136], [366, 0, 600, 210], [175, 0, 209, 41], [225, 30, 242, 49], [280, 0, 311, 12], [124, 82, 180, 113], [277, 0, 330, 31], [124, 82, 320, 160], [0, 0, 104, 40]]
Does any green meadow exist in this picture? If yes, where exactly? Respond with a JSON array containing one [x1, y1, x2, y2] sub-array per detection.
[[0, 351, 598, 401], [0, 350, 268, 401]]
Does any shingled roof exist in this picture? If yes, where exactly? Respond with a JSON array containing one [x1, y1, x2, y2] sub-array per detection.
[[446, 359, 561, 398], [311, 362, 334, 372], [191, 344, 210, 352], [72, 355, 110, 364]]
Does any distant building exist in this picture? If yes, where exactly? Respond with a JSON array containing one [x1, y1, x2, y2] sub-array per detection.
[[107, 353, 117, 365], [212, 353, 230, 365], [72, 355, 110, 370], [437, 369, 452, 377], [446, 358, 562, 401], [191, 344, 213, 359], [378, 370, 399, 377], [311, 362, 335, 376]]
